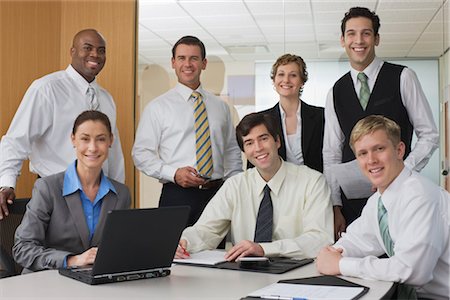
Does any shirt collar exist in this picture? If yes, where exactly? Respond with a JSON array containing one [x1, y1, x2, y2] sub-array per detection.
[[350, 56, 383, 85], [278, 101, 301, 120], [66, 64, 98, 94], [254, 159, 286, 197], [377, 166, 410, 209], [175, 82, 205, 102], [63, 160, 117, 197]]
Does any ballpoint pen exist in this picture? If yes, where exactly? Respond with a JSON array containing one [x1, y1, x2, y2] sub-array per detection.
[[178, 245, 190, 257]]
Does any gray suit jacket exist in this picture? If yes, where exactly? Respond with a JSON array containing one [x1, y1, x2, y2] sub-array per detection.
[[13, 171, 130, 273]]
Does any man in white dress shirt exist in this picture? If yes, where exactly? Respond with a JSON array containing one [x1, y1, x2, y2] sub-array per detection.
[[317, 115, 449, 300], [132, 36, 242, 227], [0, 29, 124, 219], [323, 7, 439, 239], [175, 113, 333, 261]]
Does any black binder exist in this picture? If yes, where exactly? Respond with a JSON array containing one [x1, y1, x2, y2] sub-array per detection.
[[175, 257, 314, 274], [241, 275, 370, 300]]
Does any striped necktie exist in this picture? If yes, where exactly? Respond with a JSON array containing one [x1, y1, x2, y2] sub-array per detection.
[[357, 72, 370, 110], [254, 185, 273, 243], [378, 197, 417, 299], [192, 91, 213, 178], [87, 85, 99, 110]]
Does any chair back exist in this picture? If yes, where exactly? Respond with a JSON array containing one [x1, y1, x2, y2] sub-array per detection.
[[0, 198, 30, 277]]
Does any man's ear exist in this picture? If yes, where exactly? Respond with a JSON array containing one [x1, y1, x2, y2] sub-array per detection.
[[375, 34, 380, 46], [275, 136, 281, 150], [397, 141, 406, 160]]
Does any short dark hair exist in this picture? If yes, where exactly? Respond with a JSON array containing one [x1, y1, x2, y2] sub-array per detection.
[[172, 36, 206, 60], [341, 7, 380, 36], [72, 110, 112, 136], [235, 112, 280, 151]]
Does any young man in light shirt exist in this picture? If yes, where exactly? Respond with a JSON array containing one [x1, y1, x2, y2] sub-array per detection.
[[317, 115, 449, 300], [175, 112, 333, 261], [323, 7, 438, 239]]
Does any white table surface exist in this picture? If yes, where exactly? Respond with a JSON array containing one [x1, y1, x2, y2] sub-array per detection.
[[0, 262, 393, 299]]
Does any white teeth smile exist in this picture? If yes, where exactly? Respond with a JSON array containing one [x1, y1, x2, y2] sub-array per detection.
[[256, 154, 268, 160], [353, 47, 365, 52], [87, 61, 99, 66], [369, 167, 382, 173]]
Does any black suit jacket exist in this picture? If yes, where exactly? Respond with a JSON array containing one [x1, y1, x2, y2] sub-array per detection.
[[260, 101, 324, 172]]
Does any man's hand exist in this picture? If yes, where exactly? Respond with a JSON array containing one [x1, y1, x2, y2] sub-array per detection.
[[174, 167, 207, 188], [0, 187, 16, 220], [224, 240, 264, 261], [333, 206, 346, 241], [174, 239, 190, 259], [316, 246, 343, 275], [67, 247, 98, 267]]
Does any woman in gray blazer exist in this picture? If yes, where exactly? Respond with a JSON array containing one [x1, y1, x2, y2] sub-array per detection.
[[13, 110, 130, 273]]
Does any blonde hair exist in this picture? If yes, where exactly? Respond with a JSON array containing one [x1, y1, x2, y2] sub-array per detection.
[[350, 115, 401, 152]]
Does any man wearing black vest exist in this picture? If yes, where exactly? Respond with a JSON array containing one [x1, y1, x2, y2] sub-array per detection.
[[323, 7, 438, 240]]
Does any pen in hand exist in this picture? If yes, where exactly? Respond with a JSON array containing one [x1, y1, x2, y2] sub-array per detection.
[[177, 244, 190, 258]]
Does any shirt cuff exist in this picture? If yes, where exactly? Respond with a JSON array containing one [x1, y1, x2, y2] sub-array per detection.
[[339, 256, 362, 277], [259, 242, 279, 257], [0, 175, 17, 189], [160, 165, 178, 183]]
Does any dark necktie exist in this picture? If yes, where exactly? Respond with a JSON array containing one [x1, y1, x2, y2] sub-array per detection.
[[254, 185, 273, 243]]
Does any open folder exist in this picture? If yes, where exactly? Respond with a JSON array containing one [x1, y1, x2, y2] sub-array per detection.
[[242, 275, 369, 300], [173, 250, 313, 274]]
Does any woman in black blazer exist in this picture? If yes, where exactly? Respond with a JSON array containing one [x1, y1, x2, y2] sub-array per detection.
[[260, 54, 324, 172]]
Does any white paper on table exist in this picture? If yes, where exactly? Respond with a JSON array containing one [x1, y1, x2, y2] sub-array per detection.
[[173, 250, 227, 265], [248, 282, 365, 299]]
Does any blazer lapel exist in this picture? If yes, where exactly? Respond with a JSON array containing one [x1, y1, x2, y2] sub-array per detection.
[[300, 101, 315, 156], [65, 193, 90, 249], [274, 104, 287, 160], [91, 191, 118, 245]]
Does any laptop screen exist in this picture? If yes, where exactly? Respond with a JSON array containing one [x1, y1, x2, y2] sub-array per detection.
[[92, 206, 190, 276]]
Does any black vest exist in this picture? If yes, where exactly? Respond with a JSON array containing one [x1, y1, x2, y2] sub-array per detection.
[[333, 62, 413, 162]]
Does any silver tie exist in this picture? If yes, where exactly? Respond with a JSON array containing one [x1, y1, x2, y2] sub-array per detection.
[[87, 86, 99, 110]]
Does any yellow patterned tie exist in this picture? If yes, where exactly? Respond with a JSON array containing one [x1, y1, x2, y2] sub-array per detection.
[[192, 91, 213, 177]]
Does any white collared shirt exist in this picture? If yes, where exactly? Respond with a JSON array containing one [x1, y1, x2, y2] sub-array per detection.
[[181, 160, 334, 258], [0, 65, 125, 187], [323, 57, 439, 206], [335, 167, 450, 300], [279, 102, 304, 165], [132, 83, 242, 182]]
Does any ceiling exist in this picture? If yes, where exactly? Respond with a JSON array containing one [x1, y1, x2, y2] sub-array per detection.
[[138, 0, 449, 67]]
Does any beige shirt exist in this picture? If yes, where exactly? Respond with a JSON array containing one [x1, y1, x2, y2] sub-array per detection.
[[182, 160, 334, 258]]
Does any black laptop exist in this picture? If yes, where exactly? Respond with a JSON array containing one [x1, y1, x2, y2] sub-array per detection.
[[59, 206, 190, 285]]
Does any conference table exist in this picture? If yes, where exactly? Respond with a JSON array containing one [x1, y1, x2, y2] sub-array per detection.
[[0, 261, 394, 299]]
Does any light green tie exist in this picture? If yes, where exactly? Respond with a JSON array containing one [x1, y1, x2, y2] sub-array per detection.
[[192, 91, 213, 177], [357, 72, 370, 110], [378, 197, 417, 299]]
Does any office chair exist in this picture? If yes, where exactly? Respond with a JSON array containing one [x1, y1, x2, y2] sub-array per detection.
[[0, 198, 30, 278]]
